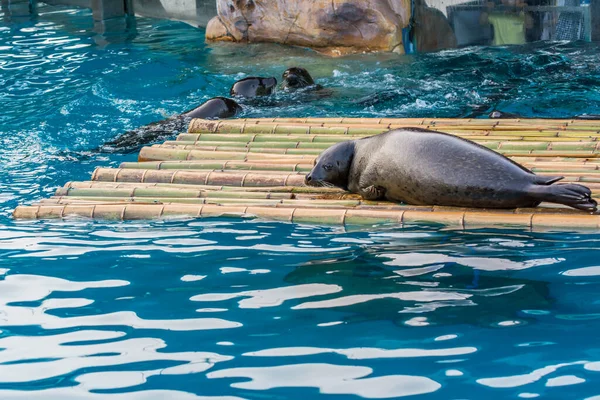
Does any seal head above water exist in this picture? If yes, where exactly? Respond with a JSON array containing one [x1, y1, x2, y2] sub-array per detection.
[[183, 97, 242, 119], [305, 128, 597, 212], [281, 67, 318, 90]]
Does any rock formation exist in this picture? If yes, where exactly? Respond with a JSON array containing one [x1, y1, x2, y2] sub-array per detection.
[[413, 0, 458, 53], [206, 0, 428, 55]]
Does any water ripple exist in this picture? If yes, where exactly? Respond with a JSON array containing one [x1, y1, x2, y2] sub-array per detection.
[[207, 363, 441, 398], [2, 3, 600, 399]]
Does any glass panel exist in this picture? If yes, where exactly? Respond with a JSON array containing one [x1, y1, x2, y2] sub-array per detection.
[[421, 0, 594, 48]]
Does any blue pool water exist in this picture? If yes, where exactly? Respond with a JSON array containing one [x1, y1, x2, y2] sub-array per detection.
[[2, 3, 600, 399]]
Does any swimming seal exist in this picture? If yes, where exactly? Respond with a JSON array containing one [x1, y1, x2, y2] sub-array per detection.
[[230, 77, 277, 98], [100, 97, 241, 153], [281, 67, 319, 90], [305, 128, 597, 212], [183, 97, 242, 119], [100, 116, 187, 153]]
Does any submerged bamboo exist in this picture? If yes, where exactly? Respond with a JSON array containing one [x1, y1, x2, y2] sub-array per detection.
[[13, 204, 600, 230]]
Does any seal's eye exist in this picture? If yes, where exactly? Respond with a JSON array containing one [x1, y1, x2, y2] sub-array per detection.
[[323, 163, 333, 171]]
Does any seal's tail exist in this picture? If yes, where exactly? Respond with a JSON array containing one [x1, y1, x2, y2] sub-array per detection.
[[528, 183, 598, 212]]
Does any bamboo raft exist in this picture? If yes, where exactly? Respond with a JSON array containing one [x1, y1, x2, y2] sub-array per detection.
[[12, 117, 600, 230]]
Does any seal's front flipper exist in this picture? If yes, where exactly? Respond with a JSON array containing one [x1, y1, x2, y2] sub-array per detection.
[[360, 185, 386, 201], [528, 183, 598, 212]]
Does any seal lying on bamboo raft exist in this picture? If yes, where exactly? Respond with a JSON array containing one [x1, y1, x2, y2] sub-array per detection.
[[305, 128, 598, 212], [99, 97, 241, 153]]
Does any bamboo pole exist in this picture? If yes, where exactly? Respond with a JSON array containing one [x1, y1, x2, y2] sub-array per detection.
[[106, 167, 600, 184], [163, 140, 332, 149], [56, 182, 600, 204], [119, 161, 313, 172], [221, 117, 600, 129], [176, 133, 351, 143], [62, 181, 349, 195], [91, 168, 307, 187], [157, 140, 600, 152], [512, 156, 600, 164], [40, 195, 600, 209], [151, 144, 324, 155], [43, 196, 370, 208], [13, 204, 600, 230], [120, 160, 600, 173], [55, 187, 296, 199], [177, 132, 600, 143], [138, 147, 316, 162], [56, 188, 374, 202], [139, 145, 600, 162], [188, 119, 600, 135], [93, 167, 600, 188]]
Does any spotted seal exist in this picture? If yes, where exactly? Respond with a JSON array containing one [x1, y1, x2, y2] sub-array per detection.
[[305, 128, 597, 212]]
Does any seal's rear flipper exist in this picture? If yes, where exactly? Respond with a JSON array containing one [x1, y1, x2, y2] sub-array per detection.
[[534, 175, 564, 185], [528, 183, 598, 212]]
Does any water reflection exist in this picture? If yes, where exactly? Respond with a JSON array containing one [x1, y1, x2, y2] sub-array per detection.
[[0, 220, 598, 398], [207, 363, 442, 398]]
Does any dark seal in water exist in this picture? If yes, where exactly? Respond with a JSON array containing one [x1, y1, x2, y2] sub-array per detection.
[[305, 128, 597, 212], [100, 97, 241, 153], [281, 67, 320, 90], [99, 116, 188, 154], [183, 97, 242, 119], [230, 77, 277, 98]]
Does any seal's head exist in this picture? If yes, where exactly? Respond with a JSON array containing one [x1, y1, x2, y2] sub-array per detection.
[[281, 67, 315, 90], [183, 97, 242, 119], [305, 141, 355, 190], [230, 77, 277, 98]]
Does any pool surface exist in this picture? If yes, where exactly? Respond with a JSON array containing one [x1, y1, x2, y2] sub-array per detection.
[[2, 4, 600, 399]]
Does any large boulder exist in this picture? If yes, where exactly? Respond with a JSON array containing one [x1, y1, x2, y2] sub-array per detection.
[[206, 0, 414, 55], [414, 0, 458, 53]]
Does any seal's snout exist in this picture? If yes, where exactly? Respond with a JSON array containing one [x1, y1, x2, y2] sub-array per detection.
[[305, 173, 313, 185], [282, 67, 314, 90], [286, 75, 299, 86]]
